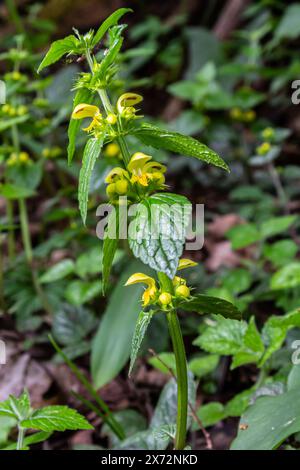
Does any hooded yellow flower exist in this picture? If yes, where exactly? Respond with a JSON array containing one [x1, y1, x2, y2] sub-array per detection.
[[71, 103, 103, 133], [117, 93, 143, 119], [128, 152, 166, 187], [105, 167, 129, 184], [125, 273, 157, 306], [177, 258, 198, 271]]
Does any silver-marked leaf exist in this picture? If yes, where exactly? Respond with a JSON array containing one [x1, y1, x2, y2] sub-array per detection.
[[21, 406, 93, 432], [37, 35, 78, 73], [129, 310, 154, 376], [68, 87, 94, 165], [92, 8, 132, 46], [79, 137, 104, 224], [132, 123, 229, 171], [129, 192, 191, 279]]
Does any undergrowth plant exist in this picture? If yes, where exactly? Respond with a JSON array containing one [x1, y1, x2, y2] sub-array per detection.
[[38, 8, 240, 450]]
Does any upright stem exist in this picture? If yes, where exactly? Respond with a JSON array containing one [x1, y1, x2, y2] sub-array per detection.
[[6, 199, 15, 262], [16, 426, 25, 450], [86, 49, 188, 448], [158, 272, 188, 450]]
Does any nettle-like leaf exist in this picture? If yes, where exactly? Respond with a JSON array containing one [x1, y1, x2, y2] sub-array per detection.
[[129, 310, 154, 376], [180, 294, 241, 320], [21, 406, 93, 432], [92, 7, 132, 46], [132, 123, 229, 171], [68, 87, 94, 165], [96, 25, 125, 80], [37, 35, 79, 73], [79, 136, 105, 224], [102, 205, 125, 294], [129, 192, 191, 279]]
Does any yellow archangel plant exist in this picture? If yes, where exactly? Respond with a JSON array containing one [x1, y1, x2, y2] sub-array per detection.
[[38, 7, 236, 451]]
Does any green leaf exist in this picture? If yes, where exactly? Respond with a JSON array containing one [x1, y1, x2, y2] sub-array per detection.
[[132, 123, 229, 171], [64, 280, 101, 306], [40, 259, 75, 283], [21, 406, 93, 432], [195, 402, 226, 428], [96, 25, 125, 79], [92, 8, 132, 46], [102, 205, 124, 294], [231, 388, 300, 450], [188, 354, 219, 378], [0, 114, 29, 132], [275, 4, 300, 41], [0, 183, 35, 200], [260, 215, 297, 239], [68, 87, 93, 165], [129, 310, 154, 376], [79, 137, 105, 224], [263, 240, 298, 268], [151, 373, 196, 430], [222, 268, 252, 295], [114, 427, 172, 451], [102, 409, 147, 447], [75, 246, 102, 279], [259, 310, 300, 366], [270, 262, 300, 290], [91, 261, 146, 389], [194, 315, 246, 355], [181, 294, 241, 319], [226, 223, 261, 250], [3, 431, 52, 450], [9, 391, 31, 420], [37, 35, 78, 73], [148, 352, 176, 375], [224, 388, 253, 417], [52, 305, 97, 346], [231, 317, 264, 369], [128, 192, 191, 279], [0, 400, 17, 419]]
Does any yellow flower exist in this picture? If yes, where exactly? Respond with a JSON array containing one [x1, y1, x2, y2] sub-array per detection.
[[125, 273, 157, 306], [159, 292, 172, 306], [230, 107, 242, 120], [106, 113, 117, 125], [117, 93, 143, 119], [243, 110, 256, 122], [177, 258, 198, 271], [19, 152, 30, 163], [256, 142, 271, 156], [175, 285, 190, 298], [105, 167, 129, 184], [71, 103, 103, 133], [105, 143, 120, 158], [262, 127, 275, 140], [128, 152, 166, 187]]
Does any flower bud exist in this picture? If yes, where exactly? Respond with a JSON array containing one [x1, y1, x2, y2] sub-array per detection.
[[106, 183, 116, 198], [106, 113, 117, 125], [159, 292, 172, 306], [175, 285, 190, 299], [115, 179, 128, 195]]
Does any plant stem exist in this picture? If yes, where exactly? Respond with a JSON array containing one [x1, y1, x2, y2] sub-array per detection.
[[6, 199, 15, 262], [158, 272, 188, 450], [16, 426, 25, 450], [18, 198, 32, 264]]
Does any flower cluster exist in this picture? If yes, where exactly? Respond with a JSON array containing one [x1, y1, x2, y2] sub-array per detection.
[[125, 259, 197, 309], [105, 152, 166, 200], [71, 93, 143, 138], [6, 151, 32, 167], [42, 147, 62, 159], [2, 104, 28, 117], [230, 107, 256, 122]]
